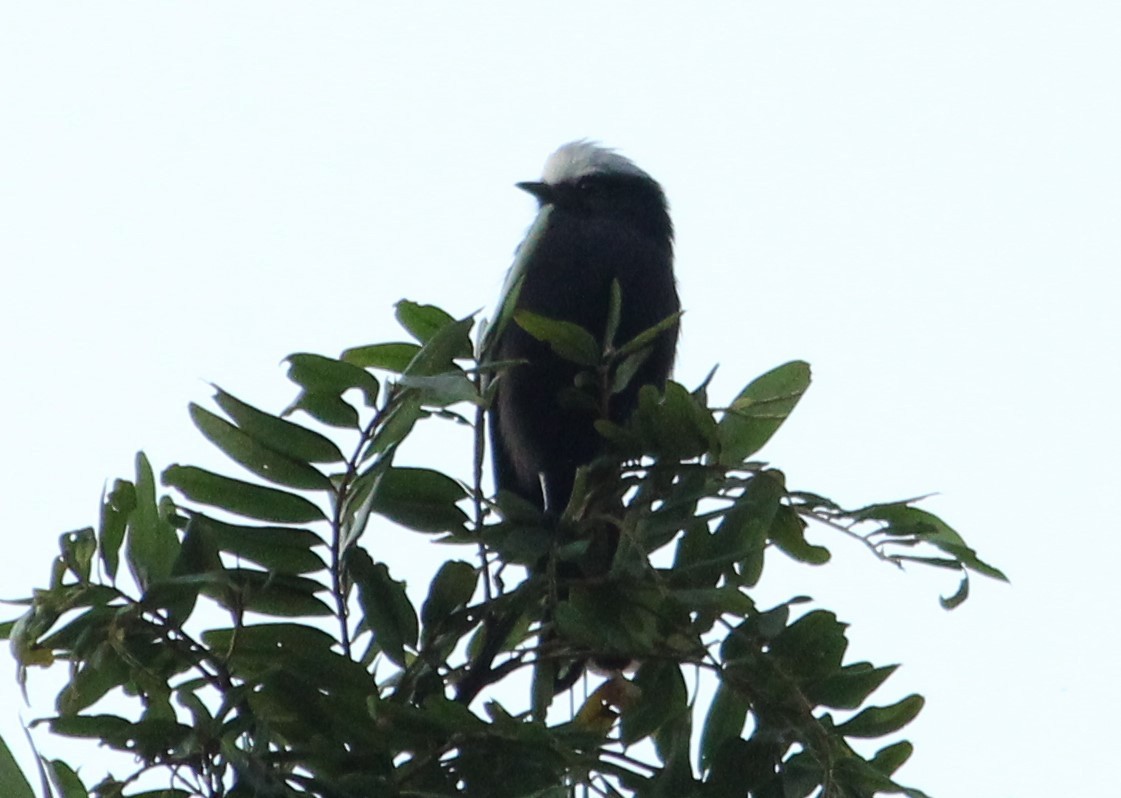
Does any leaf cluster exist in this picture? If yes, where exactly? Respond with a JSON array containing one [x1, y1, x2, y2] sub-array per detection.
[[1, 298, 1004, 798]]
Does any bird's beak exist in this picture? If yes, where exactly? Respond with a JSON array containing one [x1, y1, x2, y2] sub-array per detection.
[[516, 180, 555, 205]]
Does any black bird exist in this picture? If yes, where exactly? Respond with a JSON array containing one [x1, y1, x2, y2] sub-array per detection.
[[487, 141, 680, 515]]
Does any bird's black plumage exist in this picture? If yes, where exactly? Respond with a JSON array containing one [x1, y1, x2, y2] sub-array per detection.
[[488, 142, 680, 514]]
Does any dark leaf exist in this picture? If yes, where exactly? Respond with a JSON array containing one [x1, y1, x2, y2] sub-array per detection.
[[348, 550, 419, 666], [809, 662, 898, 709], [769, 610, 848, 682], [420, 560, 478, 631], [0, 731, 34, 798], [286, 353, 380, 407], [768, 506, 831, 565], [187, 514, 325, 574], [837, 694, 925, 738], [212, 387, 344, 463], [699, 682, 749, 772], [621, 662, 688, 745], [125, 453, 179, 591], [189, 404, 331, 491], [162, 465, 326, 524], [402, 316, 475, 376], [940, 571, 970, 610], [368, 467, 467, 533], [45, 759, 87, 798], [98, 479, 135, 582], [287, 390, 360, 428], [870, 740, 914, 776]]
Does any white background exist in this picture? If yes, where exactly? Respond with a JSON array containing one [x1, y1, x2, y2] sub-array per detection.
[[2, 3, 1118, 796]]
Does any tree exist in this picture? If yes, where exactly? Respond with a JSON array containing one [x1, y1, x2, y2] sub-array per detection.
[[1, 298, 1004, 797]]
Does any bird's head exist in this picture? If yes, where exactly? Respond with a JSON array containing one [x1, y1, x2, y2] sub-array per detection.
[[516, 141, 673, 243]]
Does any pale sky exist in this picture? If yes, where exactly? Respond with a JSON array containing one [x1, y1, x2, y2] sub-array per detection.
[[2, 3, 1119, 796]]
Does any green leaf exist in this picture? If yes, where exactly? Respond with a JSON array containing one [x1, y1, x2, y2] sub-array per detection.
[[287, 390, 360, 428], [286, 353, 380, 407], [870, 740, 914, 776], [769, 610, 848, 682], [342, 342, 422, 372], [347, 550, 419, 667], [189, 404, 331, 491], [214, 570, 332, 617], [402, 316, 475, 377], [46, 714, 131, 739], [718, 360, 811, 465], [940, 572, 970, 609], [420, 560, 478, 630], [514, 310, 601, 367], [125, 453, 179, 591], [212, 387, 345, 463], [396, 300, 463, 348], [627, 381, 717, 461], [397, 371, 479, 406], [699, 682, 749, 772], [45, 759, 87, 798], [837, 694, 925, 738], [185, 514, 325, 575], [366, 392, 424, 457], [768, 505, 831, 565], [809, 662, 898, 709], [620, 662, 687, 745], [98, 479, 135, 582], [0, 732, 34, 798], [368, 467, 468, 533], [713, 470, 785, 587], [162, 465, 326, 524], [614, 310, 683, 360]]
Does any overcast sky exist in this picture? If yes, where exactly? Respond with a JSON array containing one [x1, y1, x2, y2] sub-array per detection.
[[2, 3, 1119, 796]]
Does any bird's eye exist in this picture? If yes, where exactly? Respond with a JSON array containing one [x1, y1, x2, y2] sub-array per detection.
[[576, 177, 597, 193]]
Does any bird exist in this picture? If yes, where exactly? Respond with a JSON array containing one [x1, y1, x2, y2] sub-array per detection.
[[486, 141, 680, 517]]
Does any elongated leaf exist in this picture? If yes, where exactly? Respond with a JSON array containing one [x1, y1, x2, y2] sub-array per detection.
[[347, 550, 418, 666], [212, 387, 344, 463], [286, 353, 380, 407], [368, 467, 467, 533], [190, 404, 331, 491], [837, 694, 925, 738], [620, 661, 687, 745], [162, 465, 325, 524], [614, 310, 683, 359], [98, 479, 135, 582], [420, 560, 478, 630], [0, 732, 34, 798], [288, 390, 360, 428], [514, 310, 601, 367], [769, 610, 848, 682], [809, 662, 898, 710], [870, 740, 914, 776], [186, 514, 325, 574], [718, 361, 811, 465], [699, 682, 749, 772], [768, 505, 831, 565], [343, 342, 422, 372], [403, 316, 475, 376], [126, 453, 178, 591], [45, 759, 87, 798]]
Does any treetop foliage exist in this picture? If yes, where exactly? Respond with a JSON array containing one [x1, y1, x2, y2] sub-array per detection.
[[1, 295, 1005, 798]]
